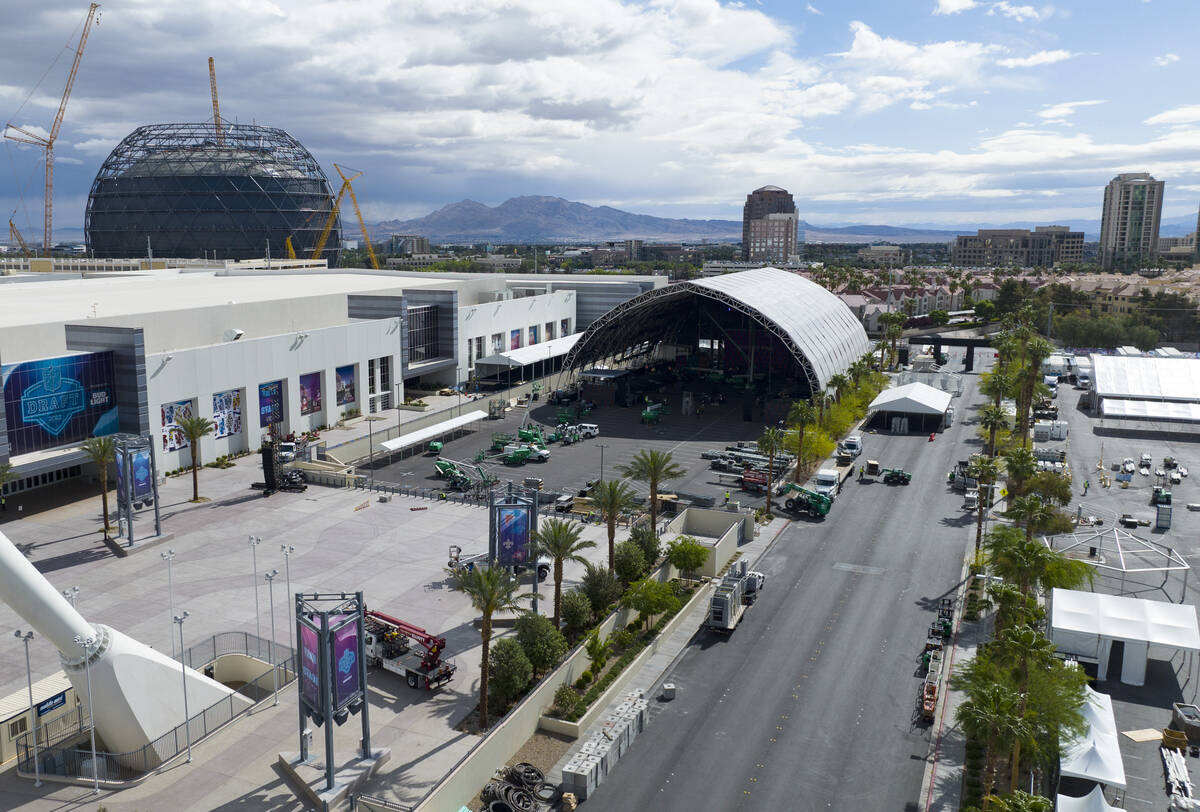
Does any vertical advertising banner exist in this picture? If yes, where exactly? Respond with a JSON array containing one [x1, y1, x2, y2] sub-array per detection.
[[299, 621, 321, 712], [161, 400, 194, 452], [1, 352, 118, 455], [510, 329, 522, 350], [258, 380, 283, 428], [496, 505, 531, 566], [212, 390, 243, 439], [529, 325, 539, 345], [115, 449, 126, 505], [132, 447, 153, 501], [299, 372, 322, 416], [335, 365, 356, 405], [332, 618, 361, 709]]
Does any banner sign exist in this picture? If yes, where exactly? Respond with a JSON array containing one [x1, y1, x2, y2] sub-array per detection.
[[496, 505, 531, 566], [115, 445, 154, 507], [212, 390, 243, 439], [332, 618, 361, 709], [299, 372, 322, 416], [299, 621, 321, 712], [1, 352, 117, 456], [258, 380, 283, 428], [161, 400, 193, 452], [510, 329, 522, 350], [36, 691, 66, 716], [335, 365, 356, 406]]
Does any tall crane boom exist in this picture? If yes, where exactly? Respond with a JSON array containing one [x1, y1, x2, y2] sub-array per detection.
[[335, 163, 380, 271], [3, 3, 100, 255], [208, 57, 223, 144]]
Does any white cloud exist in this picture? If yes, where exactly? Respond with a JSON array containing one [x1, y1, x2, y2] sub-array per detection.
[[1154, 53, 1180, 67], [805, 2, 822, 14], [989, 1, 1043, 21], [997, 49, 1075, 68], [1036, 99, 1106, 122], [1145, 105, 1200, 126], [934, 0, 978, 14]]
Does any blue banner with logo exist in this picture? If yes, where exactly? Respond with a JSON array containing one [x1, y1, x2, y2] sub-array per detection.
[[1, 352, 117, 456]]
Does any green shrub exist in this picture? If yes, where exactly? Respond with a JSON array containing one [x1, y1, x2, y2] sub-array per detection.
[[489, 638, 532, 708], [613, 540, 647, 585], [575, 671, 592, 690], [609, 628, 635, 652], [629, 525, 660, 567], [552, 683, 584, 719], [514, 613, 568, 676], [560, 591, 592, 639], [580, 562, 622, 614]]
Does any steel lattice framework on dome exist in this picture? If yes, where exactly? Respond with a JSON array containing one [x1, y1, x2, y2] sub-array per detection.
[[563, 268, 872, 393], [85, 122, 342, 264]]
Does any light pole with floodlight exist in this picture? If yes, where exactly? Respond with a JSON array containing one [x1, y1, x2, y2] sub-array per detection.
[[596, 443, 609, 482], [15, 630, 40, 786], [61, 586, 79, 608], [173, 612, 192, 763], [265, 569, 279, 706], [161, 549, 177, 657], [248, 536, 262, 657], [280, 545, 295, 665], [73, 634, 99, 795]]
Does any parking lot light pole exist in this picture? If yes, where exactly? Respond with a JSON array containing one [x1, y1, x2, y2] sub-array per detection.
[[596, 443, 609, 482], [248, 536, 262, 657], [265, 569, 279, 706], [280, 545, 296, 663], [73, 634, 99, 795], [161, 549, 177, 657], [173, 611, 192, 762], [15, 631, 40, 786]]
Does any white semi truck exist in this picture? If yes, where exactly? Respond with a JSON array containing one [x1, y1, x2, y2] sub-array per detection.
[[363, 610, 457, 690], [704, 560, 765, 633]]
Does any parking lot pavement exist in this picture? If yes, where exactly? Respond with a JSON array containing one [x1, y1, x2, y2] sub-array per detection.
[[369, 390, 793, 510]]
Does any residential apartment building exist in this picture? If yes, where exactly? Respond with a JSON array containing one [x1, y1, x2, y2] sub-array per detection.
[[952, 226, 1084, 268], [742, 185, 800, 263], [1099, 173, 1164, 271]]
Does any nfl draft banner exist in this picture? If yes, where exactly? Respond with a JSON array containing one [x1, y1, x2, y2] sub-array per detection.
[[1, 352, 117, 455]]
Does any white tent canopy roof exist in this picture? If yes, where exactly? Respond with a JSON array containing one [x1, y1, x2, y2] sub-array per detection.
[[1051, 589, 1200, 649], [1056, 785, 1120, 812], [1060, 687, 1125, 789], [1091, 354, 1200, 402], [868, 382, 952, 416], [476, 333, 582, 369], [1101, 398, 1200, 422], [379, 410, 488, 453]]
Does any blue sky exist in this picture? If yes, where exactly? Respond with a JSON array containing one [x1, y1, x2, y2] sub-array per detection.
[[2, 0, 1198, 234]]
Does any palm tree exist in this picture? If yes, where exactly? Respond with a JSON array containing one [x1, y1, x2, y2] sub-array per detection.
[[979, 404, 1009, 458], [590, 479, 638, 570], [177, 415, 215, 502], [968, 455, 1000, 553], [992, 625, 1057, 791], [81, 437, 116, 537], [1002, 446, 1037, 494], [758, 426, 783, 513], [956, 680, 1029, 807], [814, 390, 834, 428], [980, 367, 1013, 412], [532, 518, 595, 629], [617, 450, 684, 534], [1006, 495, 1056, 542], [984, 526, 1092, 597], [1014, 335, 1054, 446], [983, 791, 1052, 812], [827, 373, 850, 404], [787, 400, 817, 481], [448, 564, 526, 731]]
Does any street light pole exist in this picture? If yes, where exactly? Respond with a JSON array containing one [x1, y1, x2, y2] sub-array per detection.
[[367, 412, 375, 492], [73, 634, 99, 795], [61, 586, 79, 608], [161, 549, 177, 657], [248, 536, 262, 658], [265, 569, 279, 706], [280, 545, 295, 663], [596, 443, 609, 482], [173, 612, 192, 763], [15, 630, 40, 786]]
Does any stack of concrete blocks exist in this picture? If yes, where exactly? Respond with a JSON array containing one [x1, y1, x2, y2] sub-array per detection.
[[561, 691, 651, 800]]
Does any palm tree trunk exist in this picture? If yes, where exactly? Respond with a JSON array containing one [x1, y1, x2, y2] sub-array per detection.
[[988, 426, 997, 458], [607, 517, 616, 570], [793, 427, 805, 482], [191, 457, 199, 501], [99, 466, 110, 536], [975, 484, 986, 553], [766, 450, 774, 512], [479, 615, 491, 731], [649, 481, 658, 533], [553, 561, 563, 628]]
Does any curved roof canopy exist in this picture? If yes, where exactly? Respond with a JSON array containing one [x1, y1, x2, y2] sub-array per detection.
[[564, 267, 871, 391]]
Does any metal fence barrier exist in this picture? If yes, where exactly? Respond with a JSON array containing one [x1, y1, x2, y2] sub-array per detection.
[[17, 632, 294, 783]]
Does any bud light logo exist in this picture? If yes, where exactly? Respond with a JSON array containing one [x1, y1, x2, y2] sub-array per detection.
[[20, 364, 86, 436], [338, 647, 356, 676]]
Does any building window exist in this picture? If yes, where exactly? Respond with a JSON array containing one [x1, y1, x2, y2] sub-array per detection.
[[545, 321, 556, 340], [8, 717, 27, 739], [474, 337, 485, 363], [560, 318, 570, 336], [407, 305, 439, 364]]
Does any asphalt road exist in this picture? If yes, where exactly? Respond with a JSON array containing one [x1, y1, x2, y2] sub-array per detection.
[[586, 360, 986, 811]]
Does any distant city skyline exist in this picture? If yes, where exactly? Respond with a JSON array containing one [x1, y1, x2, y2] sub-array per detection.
[[2, 0, 1199, 233]]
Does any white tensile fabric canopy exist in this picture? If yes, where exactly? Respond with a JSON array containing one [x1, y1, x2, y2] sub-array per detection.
[[1091, 354, 1200, 402], [1059, 687, 1125, 789], [475, 333, 582, 369], [1050, 589, 1200, 685], [379, 410, 488, 453], [868, 381, 952, 416], [1057, 784, 1120, 811]]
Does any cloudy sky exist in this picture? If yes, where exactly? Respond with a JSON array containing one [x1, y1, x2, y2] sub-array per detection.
[[2, 0, 1198, 233]]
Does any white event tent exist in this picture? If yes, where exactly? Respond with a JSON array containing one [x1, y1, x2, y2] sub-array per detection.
[[1057, 785, 1120, 812], [1059, 686, 1125, 791], [868, 382, 952, 433], [1050, 589, 1200, 686]]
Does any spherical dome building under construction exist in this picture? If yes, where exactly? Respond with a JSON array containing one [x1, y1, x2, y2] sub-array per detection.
[[85, 122, 342, 264]]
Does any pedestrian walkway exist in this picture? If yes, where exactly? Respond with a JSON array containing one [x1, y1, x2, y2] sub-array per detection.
[[545, 515, 791, 791]]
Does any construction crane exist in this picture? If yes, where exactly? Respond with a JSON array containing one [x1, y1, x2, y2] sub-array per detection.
[[4, 3, 100, 255], [8, 220, 31, 257], [336, 163, 381, 270], [311, 172, 356, 261], [208, 57, 223, 144], [284, 235, 296, 260]]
